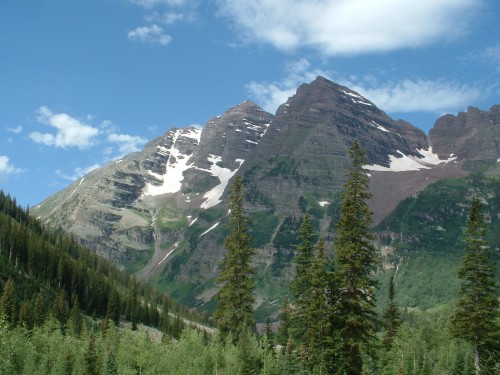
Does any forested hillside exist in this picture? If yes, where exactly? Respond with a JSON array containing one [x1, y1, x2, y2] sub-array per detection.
[[1, 168, 499, 373], [0, 190, 207, 337]]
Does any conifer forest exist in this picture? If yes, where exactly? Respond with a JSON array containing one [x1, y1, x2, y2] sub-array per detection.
[[1, 142, 499, 374]]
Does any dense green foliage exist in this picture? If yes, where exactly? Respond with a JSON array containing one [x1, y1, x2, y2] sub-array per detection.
[[213, 176, 256, 343], [451, 197, 500, 373], [333, 140, 379, 374], [374, 174, 500, 310], [0, 190, 207, 338], [2, 152, 500, 373]]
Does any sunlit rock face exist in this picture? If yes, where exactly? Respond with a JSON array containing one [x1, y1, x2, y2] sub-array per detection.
[[32, 76, 499, 313]]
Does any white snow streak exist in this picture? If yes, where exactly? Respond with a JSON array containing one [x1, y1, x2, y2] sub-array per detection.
[[370, 121, 389, 133], [200, 222, 220, 237], [154, 242, 179, 270], [143, 128, 201, 196], [365, 147, 457, 172], [199, 156, 245, 209]]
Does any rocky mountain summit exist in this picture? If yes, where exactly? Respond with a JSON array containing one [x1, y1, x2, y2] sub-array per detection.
[[32, 76, 500, 313]]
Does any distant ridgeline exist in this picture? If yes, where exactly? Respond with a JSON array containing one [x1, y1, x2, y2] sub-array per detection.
[[0, 190, 209, 336]]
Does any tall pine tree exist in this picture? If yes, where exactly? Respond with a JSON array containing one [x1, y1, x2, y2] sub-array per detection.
[[306, 237, 330, 373], [0, 277, 17, 326], [382, 274, 400, 350], [333, 140, 378, 375], [289, 213, 316, 347], [451, 196, 500, 374], [213, 176, 255, 343]]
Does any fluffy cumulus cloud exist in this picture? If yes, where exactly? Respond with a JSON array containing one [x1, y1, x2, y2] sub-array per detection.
[[246, 59, 330, 113], [217, 0, 478, 55], [128, 24, 172, 45], [247, 61, 482, 114], [107, 133, 148, 156], [29, 106, 100, 149], [0, 156, 22, 175], [56, 164, 101, 181], [344, 78, 482, 113]]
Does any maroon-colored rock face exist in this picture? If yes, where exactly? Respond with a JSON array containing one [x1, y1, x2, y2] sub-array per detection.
[[429, 105, 500, 164]]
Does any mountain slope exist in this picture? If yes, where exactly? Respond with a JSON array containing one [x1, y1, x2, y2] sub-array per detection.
[[31, 76, 500, 316]]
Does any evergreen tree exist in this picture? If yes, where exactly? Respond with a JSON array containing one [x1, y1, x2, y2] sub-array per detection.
[[451, 196, 500, 374], [382, 275, 400, 350], [106, 287, 121, 326], [277, 296, 291, 346], [213, 176, 256, 343], [289, 213, 315, 346], [306, 237, 330, 372], [0, 277, 17, 326], [52, 290, 69, 325], [67, 294, 83, 336], [84, 333, 102, 375], [333, 140, 378, 375]]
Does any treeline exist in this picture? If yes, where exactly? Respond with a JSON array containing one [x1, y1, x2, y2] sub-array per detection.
[[0, 190, 207, 338]]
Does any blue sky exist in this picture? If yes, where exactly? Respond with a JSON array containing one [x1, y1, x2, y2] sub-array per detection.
[[1, 0, 499, 208]]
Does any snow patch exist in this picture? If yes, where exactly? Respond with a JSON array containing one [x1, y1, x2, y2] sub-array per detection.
[[200, 222, 219, 237], [69, 177, 85, 198], [370, 121, 389, 133], [365, 147, 457, 172], [340, 89, 362, 99], [352, 98, 372, 106], [319, 201, 329, 207], [189, 217, 198, 227], [143, 129, 195, 196], [154, 242, 179, 270], [198, 156, 245, 209]]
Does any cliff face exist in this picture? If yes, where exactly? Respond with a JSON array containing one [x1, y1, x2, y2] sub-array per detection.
[[430, 105, 500, 167], [32, 76, 500, 313]]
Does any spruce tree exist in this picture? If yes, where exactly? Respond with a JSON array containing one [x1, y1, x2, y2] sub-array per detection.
[[451, 196, 500, 374], [382, 275, 400, 350], [277, 296, 291, 346], [306, 237, 330, 372], [289, 213, 315, 345], [0, 277, 17, 326], [333, 140, 378, 375], [106, 287, 121, 326], [213, 176, 255, 343]]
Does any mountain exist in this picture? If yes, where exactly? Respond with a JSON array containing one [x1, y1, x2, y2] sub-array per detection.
[[32, 76, 500, 316]]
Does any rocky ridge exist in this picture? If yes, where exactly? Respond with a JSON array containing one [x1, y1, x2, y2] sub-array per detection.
[[32, 76, 500, 313]]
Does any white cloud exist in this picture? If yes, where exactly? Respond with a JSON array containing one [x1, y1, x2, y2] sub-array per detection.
[[130, 0, 186, 8], [107, 133, 148, 156], [248, 61, 482, 114], [344, 78, 482, 113], [217, 0, 479, 55], [6, 126, 22, 134], [246, 58, 330, 113], [0, 156, 23, 175], [56, 164, 101, 181], [29, 106, 100, 149], [146, 10, 185, 24], [478, 45, 500, 71], [128, 24, 172, 45]]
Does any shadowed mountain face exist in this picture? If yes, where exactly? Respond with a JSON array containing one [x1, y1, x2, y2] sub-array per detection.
[[32, 76, 500, 313]]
